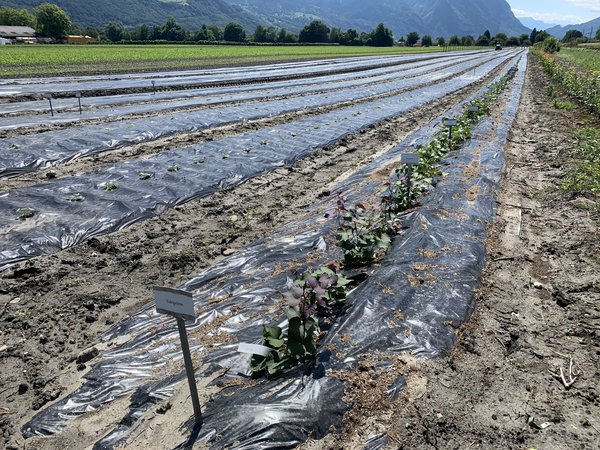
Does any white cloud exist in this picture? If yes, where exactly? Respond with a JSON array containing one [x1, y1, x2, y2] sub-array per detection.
[[511, 7, 589, 25], [565, 1, 600, 12]]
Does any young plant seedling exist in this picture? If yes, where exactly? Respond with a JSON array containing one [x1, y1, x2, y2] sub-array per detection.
[[285, 265, 351, 317], [139, 172, 152, 180], [336, 195, 392, 266], [251, 265, 350, 377], [104, 182, 118, 191], [68, 193, 85, 202], [17, 208, 35, 220]]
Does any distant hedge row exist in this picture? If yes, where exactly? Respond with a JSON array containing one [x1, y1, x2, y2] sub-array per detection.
[[112, 40, 341, 46]]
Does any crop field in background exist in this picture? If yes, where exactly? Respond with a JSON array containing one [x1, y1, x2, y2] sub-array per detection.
[[0, 44, 486, 77], [537, 47, 600, 199], [556, 47, 600, 74]]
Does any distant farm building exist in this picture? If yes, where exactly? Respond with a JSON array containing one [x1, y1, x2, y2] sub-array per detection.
[[66, 35, 100, 44], [0, 26, 37, 43]]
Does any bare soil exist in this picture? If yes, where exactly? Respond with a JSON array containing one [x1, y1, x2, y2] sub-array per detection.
[[1, 55, 598, 450]]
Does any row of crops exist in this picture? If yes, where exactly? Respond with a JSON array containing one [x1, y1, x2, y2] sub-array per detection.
[[23, 53, 527, 449], [0, 55, 439, 116], [0, 51, 486, 98], [0, 52, 519, 271], [0, 53, 481, 128], [535, 48, 600, 115], [0, 52, 507, 178]]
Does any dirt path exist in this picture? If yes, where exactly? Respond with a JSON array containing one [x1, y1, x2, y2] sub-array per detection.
[[310, 53, 600, 450]]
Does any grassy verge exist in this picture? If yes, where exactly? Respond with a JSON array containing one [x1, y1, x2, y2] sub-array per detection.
[[534, 48, 600, 114], [557, 47, 600, 74], [0, 44, 486, 77], [534, 48, 600, 217], [562, 127, 600, 199]]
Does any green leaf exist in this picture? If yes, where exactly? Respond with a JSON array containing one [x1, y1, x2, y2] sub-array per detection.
[[262, 326, 285, 349]]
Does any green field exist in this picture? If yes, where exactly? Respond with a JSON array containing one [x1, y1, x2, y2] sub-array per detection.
[[537, 47, 600, 205], [0, 44, 483, 77], [556, 47, 600, 74]]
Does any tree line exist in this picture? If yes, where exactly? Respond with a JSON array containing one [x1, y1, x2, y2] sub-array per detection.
[[91, 18, 397, 47], [0, 4, 394, 45], [0, 2, 555, 47]]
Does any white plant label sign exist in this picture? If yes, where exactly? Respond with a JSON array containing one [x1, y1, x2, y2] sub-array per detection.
[[154, 286, 195, 320], [401, 153, 420, 165], [443, 118, 458, 126]]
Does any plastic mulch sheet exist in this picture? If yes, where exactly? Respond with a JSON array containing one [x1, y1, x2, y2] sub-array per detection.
[[0, 52, 486, 97], [0, 53, 473, 120], [22, 53, 527, 450], [0, 53, 521, 272], [0, 52, 506, 175]]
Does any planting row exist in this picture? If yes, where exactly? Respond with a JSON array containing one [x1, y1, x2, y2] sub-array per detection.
[[1, 53, 472, 117], [23, 55, 527, 448], [0, 52, 513, 178], [0, 53, 484, 130], [535, 48, 600, 115], [0, 52, 522, 271], [0, 51, 485, 98]]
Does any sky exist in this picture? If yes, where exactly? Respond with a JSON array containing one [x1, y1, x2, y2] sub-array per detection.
[[508, 0, 600, 25]]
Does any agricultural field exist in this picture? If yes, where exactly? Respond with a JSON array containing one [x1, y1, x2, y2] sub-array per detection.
[[556, 46, 600, 74], [0, 44, 476, 77], [537, 46, 600, 203], [0, 47, 598, 450]]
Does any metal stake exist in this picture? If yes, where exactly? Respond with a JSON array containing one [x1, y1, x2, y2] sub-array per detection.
[[151, 80, 156, 95], [176, 317, 203, 426], [406, 163, 413, 207], [44, 93, 54, 117], [76, 91, 82, 114]]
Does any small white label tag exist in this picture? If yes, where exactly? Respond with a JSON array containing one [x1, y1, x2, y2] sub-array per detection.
[[154, 286, 195, 320], [443, 118, 458, 126], [400, 153, 420, 165], [75, 91, 82, 98], [469, 106, 479, 112], [43, 92, 52, 99], [237, 343, 272, 356]]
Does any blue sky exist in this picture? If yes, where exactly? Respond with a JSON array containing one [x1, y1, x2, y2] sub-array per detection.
[[508, 0, 600, 25]]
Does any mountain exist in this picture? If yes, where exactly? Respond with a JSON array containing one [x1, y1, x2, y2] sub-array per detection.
[[0, 0, 531, 37], [518, 17, 556, 31], [546, 17, 600, 39], [225, 0, 530, 37], [0, 0, 261, 30]]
